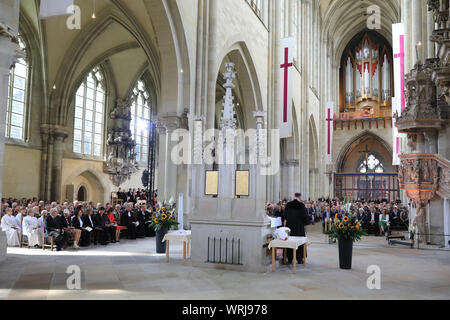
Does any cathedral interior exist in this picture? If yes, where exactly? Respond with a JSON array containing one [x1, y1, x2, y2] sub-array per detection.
[[0, 0, 449, 300]]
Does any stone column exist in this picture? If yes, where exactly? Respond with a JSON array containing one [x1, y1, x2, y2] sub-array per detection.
[[444, 198, 450, 249], [271, 0, 281, 201], [402, 0, 412, 71], [426, 0, 435, 59], [156, 124, 166, 200], [46, 135, 54, 201], [206, 0, 217, 130], [51, 131, 68, 202], [411, 0, 423, 64], [158, 115, 181, 201], [40, 132, 49, 201]]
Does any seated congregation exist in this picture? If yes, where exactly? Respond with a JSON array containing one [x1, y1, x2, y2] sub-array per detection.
[[266, 198, 410, 237], [0, 198, 158, 251]]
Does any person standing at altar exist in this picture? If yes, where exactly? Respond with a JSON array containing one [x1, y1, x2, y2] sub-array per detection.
[[284, 193, 308, 265]]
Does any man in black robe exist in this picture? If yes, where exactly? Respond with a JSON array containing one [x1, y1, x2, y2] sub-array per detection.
[[284, 193, 308, 264], [121, 203, 137, 240], [135, 204, 146, 238]]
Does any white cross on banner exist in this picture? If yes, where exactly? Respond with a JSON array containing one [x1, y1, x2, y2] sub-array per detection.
[[279, 37, 294, 139], [392, 23, 405, 166], [326, 102, 334, 164], [39, 0, 74, 19]]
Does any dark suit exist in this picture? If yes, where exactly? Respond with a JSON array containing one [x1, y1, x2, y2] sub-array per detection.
[[136, 209, 147, 238], [46, 215, 69, 249], [366, 211, 380, 235], [121, 210, 137, 239], [284, 199, 308, 264], [82, 214, 96, 244], [93, 213, 115, 245]]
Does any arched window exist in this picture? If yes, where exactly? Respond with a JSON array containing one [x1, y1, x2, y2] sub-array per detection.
[[130, 80, 152, 163], [358, 154, 385, 174], [73, 67, 105, 156], [6, 37, 28, 140]]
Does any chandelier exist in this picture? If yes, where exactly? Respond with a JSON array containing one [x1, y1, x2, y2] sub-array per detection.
[[105, 98, 139, 186]]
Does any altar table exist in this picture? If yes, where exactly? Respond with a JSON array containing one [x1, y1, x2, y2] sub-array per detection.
[[268, 237, 309, 274], [162, 230, 192, 262]]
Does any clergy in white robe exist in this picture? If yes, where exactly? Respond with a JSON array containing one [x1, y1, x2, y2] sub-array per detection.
[[23, 211, 43, 247], [1, 208, 20, 247]]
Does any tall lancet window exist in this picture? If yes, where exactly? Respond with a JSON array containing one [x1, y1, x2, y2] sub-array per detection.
[[340, 32, 393, 112], [73, 67, 105, 156], [6, 37, 28, 140], [130, 80, 151, 163]]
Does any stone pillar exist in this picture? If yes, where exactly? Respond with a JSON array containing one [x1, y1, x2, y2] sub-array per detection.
[[271, 0, 281, 201], [411, 0, 423, 64], [46, 136, 54, 202], [158, 115, 181, 201], [51, 132, 68, 202], [40, 132, 49, 201], [206, 0, 217, 130], [426, 1, 435, 59], [156, 124, 166, 200], [402, 0, 412, 71], [444, 198, 450, 249]]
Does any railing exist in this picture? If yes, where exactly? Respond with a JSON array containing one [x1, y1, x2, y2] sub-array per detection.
[[334, 173, 400, 202], [335, 109, 392, 121]]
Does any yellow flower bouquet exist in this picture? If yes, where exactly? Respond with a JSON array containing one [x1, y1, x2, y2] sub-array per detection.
[[327, 213, 367, 242], [149, 203, 179, 232]]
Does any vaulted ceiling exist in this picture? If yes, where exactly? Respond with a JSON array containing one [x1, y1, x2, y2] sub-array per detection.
[[320, 0, 401, 63]]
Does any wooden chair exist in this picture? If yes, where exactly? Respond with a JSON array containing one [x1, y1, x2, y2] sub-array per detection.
[[41, 212, 55, 251], [20, 215, 30, 249]]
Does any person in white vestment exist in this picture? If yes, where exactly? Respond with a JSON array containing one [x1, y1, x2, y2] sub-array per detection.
[[15, 207, 26, 232], [23, 209, 43, 247], [1, 208, 20, 246]]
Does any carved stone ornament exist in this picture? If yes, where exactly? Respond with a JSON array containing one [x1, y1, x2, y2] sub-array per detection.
[[398, 154, 444, 201], [396, 59, 443, 132]]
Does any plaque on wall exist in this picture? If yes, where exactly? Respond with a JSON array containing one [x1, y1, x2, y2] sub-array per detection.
[[205, 171, 219, 196], [235, 170, 249, 197]]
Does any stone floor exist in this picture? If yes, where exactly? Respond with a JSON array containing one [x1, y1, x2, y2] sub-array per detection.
[[0, 224, 449, 300]]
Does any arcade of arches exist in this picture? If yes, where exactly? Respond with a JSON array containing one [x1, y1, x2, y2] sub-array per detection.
[[0, 0, 449, 275]]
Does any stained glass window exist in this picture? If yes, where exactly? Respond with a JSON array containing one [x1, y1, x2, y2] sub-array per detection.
[[358, 154, 385, 174]]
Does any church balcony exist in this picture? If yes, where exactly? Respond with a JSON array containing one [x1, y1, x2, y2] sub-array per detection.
[[335, 109, 392, 121], [334, 110, 393, 131], [398, 153, 450, 202]]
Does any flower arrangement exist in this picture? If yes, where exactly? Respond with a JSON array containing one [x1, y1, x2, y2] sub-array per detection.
[[149, 201, 179, 232], [327, 211, 367, 242]]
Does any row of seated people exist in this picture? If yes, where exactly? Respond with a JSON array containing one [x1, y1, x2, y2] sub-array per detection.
[[322, 206, 409, 236], [48, 203, 157, 250], [1, 203, 157, 251]]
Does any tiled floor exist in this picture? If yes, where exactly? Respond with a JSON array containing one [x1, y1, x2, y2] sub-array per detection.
[[0, 225, 449, 300]]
